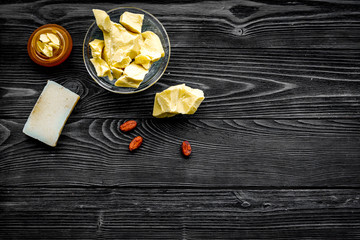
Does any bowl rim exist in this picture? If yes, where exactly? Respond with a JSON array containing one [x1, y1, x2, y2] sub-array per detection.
[[83, 6, 171, 94]]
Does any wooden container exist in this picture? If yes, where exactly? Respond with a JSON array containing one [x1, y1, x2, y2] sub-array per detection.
[[27, 24, 72, 67]]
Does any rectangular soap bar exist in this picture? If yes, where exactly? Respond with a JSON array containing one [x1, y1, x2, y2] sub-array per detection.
[[23, 81, 80, 147]]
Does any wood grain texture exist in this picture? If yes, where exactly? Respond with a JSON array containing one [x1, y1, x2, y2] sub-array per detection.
[[1, 0, 360, 49], [1, 1, 360, 238], [1, 188, 359, 239], [1, 118, 360, 187], [1, 48, 360, 119]]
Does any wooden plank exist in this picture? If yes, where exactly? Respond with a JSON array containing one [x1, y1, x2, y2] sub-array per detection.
[[1, 0, 360, 49], [1, 118, 360, 187], [1, 187, 359, 239], [1, 48, 360, 119]]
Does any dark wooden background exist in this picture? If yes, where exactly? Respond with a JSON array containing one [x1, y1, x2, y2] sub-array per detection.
[[1, 0, 360, 239]]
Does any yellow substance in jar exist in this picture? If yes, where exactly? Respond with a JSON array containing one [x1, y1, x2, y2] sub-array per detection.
[[37, 33, 61, 58], [90, 9, 165, 88], [153, 84, 205, 118]]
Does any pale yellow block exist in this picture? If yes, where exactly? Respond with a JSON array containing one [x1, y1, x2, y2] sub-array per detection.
[[152, 95, 164, 118], [141, 31, 155, 39], [110, 66, 123, 79], [134, 54, 152, 69], [47, 33, 60, 46], [141, 31, 165, 58], [178, 85, 205, 114], [37, 41, 45, 52], [114, 75, 142, 88], [107, 71, 114, 81], [93, 9, 112, 32], [48, 42, 60, 50], [89, 39, 104, 58], [113, 23, 139, 44], [127, 46, 140, 60], [156, 93, 172, 113], [119, 11, 144, 34], [131, 34, 144, 58], [152, 84, 205, 118], [102, 31, 112, 63], [141, 62, 151, 70], [140, 39, 162, 62], [37, 41, 53, 57], [123, 62, 148, 82], [90, 57, 112, 78], [156, 85, 180, 113], [110, 23, 132, 49], [23, 81, 80, 147], [39, 33, 50, 43], [110, 23, 141, 59], [111, 49, 132, 68], [152, 93, 162, 116], [152, 94, 177, 118], [135, 54, 151, 64]]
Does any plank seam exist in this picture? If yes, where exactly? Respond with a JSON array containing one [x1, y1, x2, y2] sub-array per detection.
[[1, 186, 359, 190]]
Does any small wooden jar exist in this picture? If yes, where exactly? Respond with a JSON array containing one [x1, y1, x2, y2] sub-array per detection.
[[27, 24, 73, 67]]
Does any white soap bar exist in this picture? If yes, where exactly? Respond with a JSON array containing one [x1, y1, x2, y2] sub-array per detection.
[[23, 81, 80, 147]]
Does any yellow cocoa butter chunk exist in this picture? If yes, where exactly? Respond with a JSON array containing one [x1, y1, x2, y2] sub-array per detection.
[[47, 33, 60, 46], [119, 11, 144, 34], [153, 94, 177, 118], [153, 95, 173, 118], [38, 33, 61, 57], [37, 41, 53, 57], [114, 75, 142, 88], [178, 86, 205, 114], [141, 31, 165, 59], [39, 33, 50, 43], [127, 34, 143, 59], [152, 84, 205, 118], [140, 40, 162, 61], [111, 49, 132, 68], [90, 57, 113, 80], [48, 42, 60, 50], [124, 62, 148, 82], [111, 23, 142, 59], [37, 41, 45, 51], [111, 23, 136, 47], [114, 62, 148, 88], [134, 54, 152, 70], [133, 34, 144, 54], [89, 39, 104, 58], [141, 62, 151, 70], [158, 86, 181, 113], [93, 9, 112, 32], [102, 31, 112, 63], [110, 66, 123, 79]]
